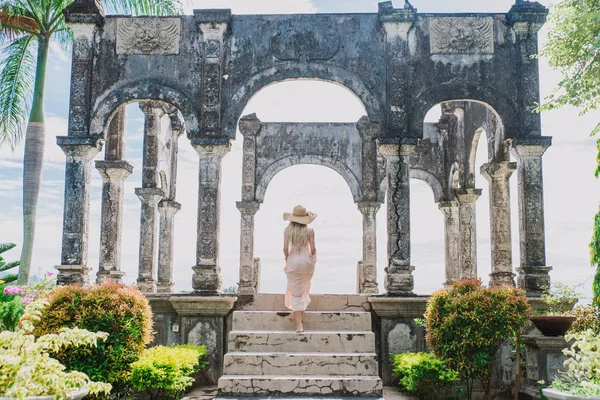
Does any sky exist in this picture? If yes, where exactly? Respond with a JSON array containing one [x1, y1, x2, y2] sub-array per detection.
[[0, 0, 599, 301]]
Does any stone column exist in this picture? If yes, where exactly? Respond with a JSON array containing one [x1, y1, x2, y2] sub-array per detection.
[[379, 2, 416, 136], [95, 160, 133, 284], [358, 201, 380, 294], [63, 2, 102, 137], [454, 189, 482, 280], [481, 161, 517, 287], [379, 142, 416, 296], [192, 143, 230, 294], [239, 114, 261, 202], [135, 188, 164, 293], [157, 200, 181, 293], [56, 139, 102, 286], [438, 201, 460, 286], [511, 138, 553, 296], [237, 202, 260, 294], [139, 102, 165, 188]]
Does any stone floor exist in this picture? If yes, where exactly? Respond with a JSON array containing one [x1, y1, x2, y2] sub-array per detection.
[[182, 386, 417, 399]]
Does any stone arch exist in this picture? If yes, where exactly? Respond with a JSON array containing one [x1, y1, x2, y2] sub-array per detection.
[[468, 127, 486, 188], [449, 162, 460, 191], [410, 169, 444, 203], [222, 64, 383, 139], [410, 81, 517, 139], [89, 81, 200, 139], [255, 155, 362, 203]]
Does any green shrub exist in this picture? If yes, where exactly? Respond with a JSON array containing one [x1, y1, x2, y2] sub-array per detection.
[[0, 284, 24, 331], [424, 279, 530, 400], [569, 305, 600, 334], [0, 242, 20, 285], [33, 282, 153, 386], [391, 352, 459, 399], [130, 345, 208, 400]]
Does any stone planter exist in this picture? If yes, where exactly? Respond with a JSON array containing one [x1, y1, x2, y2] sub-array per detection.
[[530, 315, 576, 336], [543, 388, 599, 400], [0, 389, 89, 400]]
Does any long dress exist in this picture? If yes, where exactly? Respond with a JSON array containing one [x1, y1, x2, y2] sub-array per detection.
[[284, 229, 316, 311]]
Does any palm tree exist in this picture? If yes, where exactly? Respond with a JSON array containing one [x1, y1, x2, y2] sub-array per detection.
[[0, 0, 183, 284]]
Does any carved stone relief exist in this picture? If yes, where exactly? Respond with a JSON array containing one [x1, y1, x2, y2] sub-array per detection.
[[429, 17, 494, 54], [271, 23, 340, 61], [116, 18, 181, 55]]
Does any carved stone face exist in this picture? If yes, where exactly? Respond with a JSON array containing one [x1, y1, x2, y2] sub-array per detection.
[[134, 26, 160, 53], [448, 25, 475, 53]]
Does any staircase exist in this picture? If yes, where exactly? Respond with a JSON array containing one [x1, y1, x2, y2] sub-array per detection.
[[218, 305, 383, 397]]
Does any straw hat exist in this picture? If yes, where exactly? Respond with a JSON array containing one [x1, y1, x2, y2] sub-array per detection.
[[283, 205, 317, 225]]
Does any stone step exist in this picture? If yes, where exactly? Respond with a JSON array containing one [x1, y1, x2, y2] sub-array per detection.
[[218, 375, 383, 397], [223, 352, 379, 376], [238, 293, 372, 312], [228, 330, 375, 353], [232, 311, 372, 331]]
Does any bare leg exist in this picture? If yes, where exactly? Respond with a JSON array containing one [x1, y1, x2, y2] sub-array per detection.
[[293, 310, 303, 333]]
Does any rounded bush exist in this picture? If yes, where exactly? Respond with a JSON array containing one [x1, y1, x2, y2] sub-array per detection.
[[391, 352, 459, 399], [424, 279, 530, 399], [34, 282, 153, 385]]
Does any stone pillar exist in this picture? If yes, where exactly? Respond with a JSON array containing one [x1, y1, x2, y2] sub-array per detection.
[[358, 201, 380, 294], [239, 114, 261, 202], [511, 138, 553, 296], [157, 200, 181, 293], [56, 139, 102, 286], [379, 142, 416, 296], [135, 188, 164, 293], [438, 201, 460, 286], [481, 161, 517, 287], [63, 2, 102, 137], [95, 160, 133, 284], [379, 2, 417, 136], [192, 143, 230, 294], [105, 106, 126, 161], [455, 189, 482, 280], [139, 102, 165, 188], [237, 202, 260, 294]]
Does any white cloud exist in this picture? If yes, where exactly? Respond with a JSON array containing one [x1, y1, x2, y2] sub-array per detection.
[[188, 0, 317, 14]]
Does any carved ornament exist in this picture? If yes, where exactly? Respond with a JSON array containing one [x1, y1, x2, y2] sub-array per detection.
[[429, 17, 494, 54], [271, 23, 340, 61], [116, 18, 181, 55]]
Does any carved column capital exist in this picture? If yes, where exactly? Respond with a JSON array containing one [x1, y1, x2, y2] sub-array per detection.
[[95, 160, 134, 181], [139, 101, 168, 116], [135, 188, 165, 206], [454, 188, 482, 204], [239, 113, 262, 136], [480, 161, 517, 182], [357, 116, 380, 139], [158, 199, 182, 215], [58, 138, 103, 160], [358, 201, 381, 215], [378, 142, 416, 159], [510, 137, 552, 159], [193, 142, 231, 158], [438, 201, 459, 213], [236, 201, 260, 215]]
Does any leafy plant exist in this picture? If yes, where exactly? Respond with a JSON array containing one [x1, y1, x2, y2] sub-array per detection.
[[537, 0, 600, 306], [0, 299, 112, 398], [569, 305, 600, 335], [0, 271, 55, 331], [391, 352, 459, 399], [0, 242, 20, 284], [424, 279, 530, 400], [33, 282, 153, 386], [535, 283, 582, 316], [130, 345, 208, 400], [550, 329, 600, 397]]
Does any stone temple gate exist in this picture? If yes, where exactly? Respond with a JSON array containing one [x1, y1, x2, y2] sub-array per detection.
[[57, 0, 552, 299]]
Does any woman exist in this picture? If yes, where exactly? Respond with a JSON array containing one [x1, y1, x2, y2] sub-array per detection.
[[283, 205, 317, 333]]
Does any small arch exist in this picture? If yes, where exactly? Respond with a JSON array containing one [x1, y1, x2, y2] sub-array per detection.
[[222, 64, 384, 139], [89, 81, 200, 139], [410, 169, 444, 203], [410, 81, 518, 139], [256, 155, 362, 203], [159, 170, 168, 194], [468, 127, 485, 187]]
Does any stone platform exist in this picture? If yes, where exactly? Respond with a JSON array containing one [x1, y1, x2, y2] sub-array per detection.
[[218, 308, 383, 397]]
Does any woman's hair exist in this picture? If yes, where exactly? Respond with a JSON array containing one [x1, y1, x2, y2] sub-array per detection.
[[285, 222, 311, 248]]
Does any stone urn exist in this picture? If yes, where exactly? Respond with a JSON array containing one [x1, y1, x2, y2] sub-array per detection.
[[0, 389, 89, 400], [530, 315, 577, 337], [543, 388, 600, 400]]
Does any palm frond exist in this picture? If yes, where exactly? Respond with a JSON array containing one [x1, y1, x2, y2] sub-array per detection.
[[0, 34, 36, 150], [52, 27, 72, 52], [0, 243, 17, 254], [103, 0, 184, 16], [0, 261, 20, 272], [0, 273, 18, 284], [0, 11, 40, 39]]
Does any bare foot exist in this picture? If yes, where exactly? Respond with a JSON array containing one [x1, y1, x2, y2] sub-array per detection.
[[295, 324, 304, 333]]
